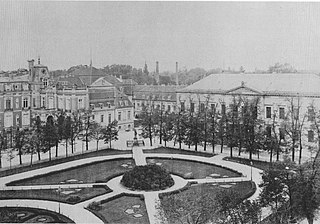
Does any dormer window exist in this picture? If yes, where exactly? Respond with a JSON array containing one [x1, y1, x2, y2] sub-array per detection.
[[108, 103, 111, 108], [90, 104, 95, 110], [99, 103, 103, 109], [23, 98, 28, 108], [43, 78, 48, 87]]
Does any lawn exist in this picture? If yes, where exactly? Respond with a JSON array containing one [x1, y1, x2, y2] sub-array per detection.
[[160, 181, 255, 224], [0, 186, 111, 204], [0, 206, 75, 223], [144, 147, 214, 157], [94, 196, 149, 224], [9, 159, 134, 186], [0, 148, 132, 178], [146, 158, 241, 179], [224, 157, 271, 171]]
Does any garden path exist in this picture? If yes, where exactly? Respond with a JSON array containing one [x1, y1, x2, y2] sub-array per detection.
[[0, 149, 264, 224]]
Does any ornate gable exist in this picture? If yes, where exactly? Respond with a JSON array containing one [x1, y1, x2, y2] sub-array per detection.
[[226, 85, 261, 95], [91, 77, 113, 87]]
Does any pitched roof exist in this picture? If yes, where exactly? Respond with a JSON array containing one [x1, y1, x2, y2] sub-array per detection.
[[178, 73, 320, 96]]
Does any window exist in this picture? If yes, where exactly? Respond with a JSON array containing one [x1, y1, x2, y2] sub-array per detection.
[[16, 115, 20, 125], [118, 112, 121, 121], [279, 107, 285, 119], [90, 104, 95, 110], [99, 103, 103, 109], [92, 115, 95, 120], [5, 99, 11, 110], [78, 99, 83, 108], [221, 104, 226, 115], [108, 114, 112, 123], [200, 103, 205, 112], [266, 126, 272, 138], [308, 130, 314, 142], [101, 115, 104, 122], [128, 111, 131, 120], [42, 97, 46, 108], [266, 106, 271, 118], [43, 78, 48, 87], [181, 102, 185, 111], [308, 108, 315, 122], [15, 98, 19, 109], [33, 98, 36, 107], [190, 103, 195, 113], [23, 98, 28, 108], [167, 105, 171, 112]]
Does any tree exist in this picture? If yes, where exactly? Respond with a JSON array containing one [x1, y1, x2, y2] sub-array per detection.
[[143, 62, 149, 76], [5, 148, 15, 169], [79, 110, 95, 151], [102, 120, 118, 149], [268, 62, 297, 73], [140, 104, 156, 146], [43, 118, 58, 161], [56, 112, 66, 157], [215, 190, 261, 224], [207, 104, 219, 154], [68, 112, 82, 153], [172, 107, 185, 150], [161, 112, 175, 147], [14, 128, 28, 165], [91, 122, 104, 151], [0, 131, 6, 168], [22, 129, 38, 166]]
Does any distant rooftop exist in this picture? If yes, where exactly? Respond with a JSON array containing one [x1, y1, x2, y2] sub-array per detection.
[[178, 73, 320, 96]]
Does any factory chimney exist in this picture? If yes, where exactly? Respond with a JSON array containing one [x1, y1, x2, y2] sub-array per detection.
[[175, 62, 179, 86]]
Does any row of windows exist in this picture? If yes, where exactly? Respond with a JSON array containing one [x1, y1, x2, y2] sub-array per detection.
[[266, 106, 315, 121], [93, 111, 132, 123], [264, 126, 315, 142], [5, 98, 29, 110]]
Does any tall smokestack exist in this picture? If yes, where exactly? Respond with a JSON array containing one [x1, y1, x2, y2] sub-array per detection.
[[175, 62, 179, 86], [156, 61, 159, 74]]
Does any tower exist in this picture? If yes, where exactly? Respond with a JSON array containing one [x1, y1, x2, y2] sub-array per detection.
[[155, 61, 160, 85]]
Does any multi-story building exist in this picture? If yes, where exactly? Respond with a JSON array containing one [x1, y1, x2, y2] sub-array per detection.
[[133, 85, 183, 118], [177, 73, 320, 150]]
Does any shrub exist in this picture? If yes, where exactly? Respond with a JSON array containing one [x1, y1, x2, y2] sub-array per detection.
[[66, 195, 81, 203], [87, 201, 102, 211], [121, 164, 174, 191]]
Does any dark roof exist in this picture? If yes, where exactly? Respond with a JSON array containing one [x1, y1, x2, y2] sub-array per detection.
[[56, 76, 86, 88]]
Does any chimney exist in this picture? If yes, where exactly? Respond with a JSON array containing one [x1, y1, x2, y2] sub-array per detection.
[[175, 62, 179, 86], [28, 59, 34, 70], [38, 57, 41, 65], [156, 61, 159, 74]]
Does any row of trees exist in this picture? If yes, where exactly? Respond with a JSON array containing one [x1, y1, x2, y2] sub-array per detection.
[[140, 95, 316, 164], [0, 109, 119, 168]]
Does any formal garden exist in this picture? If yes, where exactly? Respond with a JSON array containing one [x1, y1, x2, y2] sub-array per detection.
[[0, 146, 259, 224]]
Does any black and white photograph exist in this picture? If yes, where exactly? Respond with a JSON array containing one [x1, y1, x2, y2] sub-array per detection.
[[0, 1, 320, 224]]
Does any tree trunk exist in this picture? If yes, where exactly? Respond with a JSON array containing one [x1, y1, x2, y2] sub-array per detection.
[[270, 146, 273, 163], [299, 138, 303, 164], [49, 145, 51, 161], [307, 217, 314, 224], [0, 150, 2, 168], [37, 149, 41, 161], [277, 139, 280, 161], [19, 148, 22, 165], [230, 146, 233, 157], [164, 140, 167, 147], [109, 138, 112, 149], [195, 143, 197, 151], [220, 139, 224, 153], [179, 140, 181, 150], [71, 139, 74, 153], [65, 140, 68, 157], [30, 152, 33, 166], [86, 136, 89, 151], [292, 139, 295, 161], [249, 149, 252, 160], [212, 141, 215, 154], [96, 140, 99, 151], [55, 141, 58, 157]]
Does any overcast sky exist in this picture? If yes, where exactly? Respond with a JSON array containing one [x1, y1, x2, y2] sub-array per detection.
[[1, 1, 320, 72]]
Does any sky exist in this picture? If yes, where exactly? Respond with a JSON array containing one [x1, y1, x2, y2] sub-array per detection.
[[1, 1, 320, 72]]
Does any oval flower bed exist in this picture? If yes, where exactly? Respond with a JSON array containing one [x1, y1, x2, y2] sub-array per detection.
[[121, 164, 174, 191]]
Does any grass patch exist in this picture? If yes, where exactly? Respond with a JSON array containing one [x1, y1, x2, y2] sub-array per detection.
[[0, 206, 75, 223], [0, 148, 132, 178], [147, 158, 241, 179], [9, 159, 134, 186], [143, 147, 214, 157], [224, 157, 271, 171], [93, 195, 149, 224], [0, 186, 111, 204]]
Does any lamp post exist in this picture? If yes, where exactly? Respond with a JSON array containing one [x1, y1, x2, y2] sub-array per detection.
[[250, 161, 253, 181]]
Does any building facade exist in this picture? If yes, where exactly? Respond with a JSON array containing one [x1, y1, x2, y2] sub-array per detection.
[[177, 73, 320, 150]]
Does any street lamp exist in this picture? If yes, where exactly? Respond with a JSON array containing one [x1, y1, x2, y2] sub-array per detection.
[[250, 161, 253, 181]]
